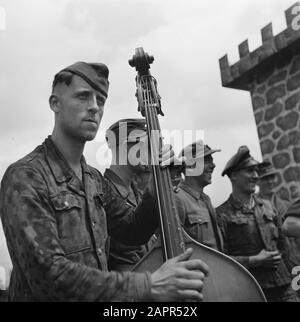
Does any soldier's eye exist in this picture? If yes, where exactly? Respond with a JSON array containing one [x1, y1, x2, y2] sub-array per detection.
[[96, 96, 105, 106], [77, 92, 89, 100]]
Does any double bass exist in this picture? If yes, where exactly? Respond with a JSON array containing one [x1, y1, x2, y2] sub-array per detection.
[[128, 48, 266, 302]]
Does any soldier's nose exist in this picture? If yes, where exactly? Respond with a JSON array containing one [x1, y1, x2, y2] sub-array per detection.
[[88, 96, 99, 113]]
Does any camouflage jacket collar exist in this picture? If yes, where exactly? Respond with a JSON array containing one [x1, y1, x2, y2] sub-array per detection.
[[104, 168, 137, 206], [43, 136, 91, 184], [229, 194, 263, 212]]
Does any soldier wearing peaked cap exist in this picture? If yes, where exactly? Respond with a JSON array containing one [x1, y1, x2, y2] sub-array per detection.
[[174, 141, 223, 251], [104, 118, 156, 272], [258, 161, 278, 178], [257, 161, 288, 219], [216, 146, 298, 302], [221, 145, 261, 177], [0, 62, 209, 302]]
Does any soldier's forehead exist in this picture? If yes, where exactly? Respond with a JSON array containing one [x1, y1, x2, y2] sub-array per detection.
[[56, 75, 104, 96]]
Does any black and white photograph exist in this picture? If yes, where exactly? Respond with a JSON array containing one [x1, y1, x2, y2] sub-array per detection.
[[0, 0, 300, 305]]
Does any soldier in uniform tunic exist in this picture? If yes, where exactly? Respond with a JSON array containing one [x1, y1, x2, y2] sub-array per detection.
[[216, 146, 298, 302], [175, 141, 223, 251], [104, 118, 156, 271], [257, 161, 289, 219], [0, 62, 208, 302], [258, 161, 300, 294]]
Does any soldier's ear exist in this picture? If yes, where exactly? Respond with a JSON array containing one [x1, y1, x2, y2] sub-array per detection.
[[49, 94, 60, 113]]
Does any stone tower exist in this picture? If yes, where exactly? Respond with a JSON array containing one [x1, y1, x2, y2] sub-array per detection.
[[219, 2, 300, 202]]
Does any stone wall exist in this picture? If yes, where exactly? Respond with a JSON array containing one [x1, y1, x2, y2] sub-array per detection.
[[252, 47, 300, 201], [219, 2, 300, 202]]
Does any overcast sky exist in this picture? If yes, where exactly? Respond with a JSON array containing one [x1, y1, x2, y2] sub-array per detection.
[[0, 0, 295, 275]]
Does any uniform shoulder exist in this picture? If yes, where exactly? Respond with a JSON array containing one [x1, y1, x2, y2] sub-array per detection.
[[1, 145, 44, 183], [174, 186, 196, 207], [86, 164, 103, 179], [215, 198, 232, 215]]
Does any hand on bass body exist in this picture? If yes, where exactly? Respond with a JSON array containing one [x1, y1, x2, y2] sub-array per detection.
[[150, 248, 209, 302]]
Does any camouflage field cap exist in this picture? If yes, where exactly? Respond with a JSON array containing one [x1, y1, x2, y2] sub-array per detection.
[[55, 61, 109, 98], [222, 145, 260, 177], [106, 118, 148, 147]]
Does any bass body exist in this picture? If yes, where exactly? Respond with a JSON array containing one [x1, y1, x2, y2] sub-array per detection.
[[133, 231, 266, 302]]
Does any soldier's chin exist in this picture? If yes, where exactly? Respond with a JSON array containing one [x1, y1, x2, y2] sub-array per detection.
[[83, 131, 97, 142], [206, 173, 212, 181]]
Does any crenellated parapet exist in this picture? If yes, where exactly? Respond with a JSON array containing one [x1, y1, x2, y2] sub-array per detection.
[[220, 2, 300, 90], [219, 2, 300, 202]]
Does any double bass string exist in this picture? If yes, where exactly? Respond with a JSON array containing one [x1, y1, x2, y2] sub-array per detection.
[[142, 75, 179, 259], [143, 75, 176, 259]]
